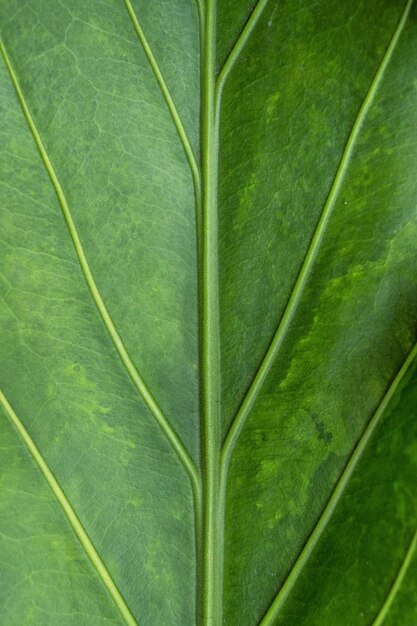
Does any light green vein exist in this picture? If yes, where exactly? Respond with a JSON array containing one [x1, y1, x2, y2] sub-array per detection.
[[200, 1, 223, 623], [123, 0, 202, 237], [195, 0, 204, 31], [220, 0, 413, 472], [259, 341, 417, 624], [0, 38, 201, 504], [372, 528, 417, 626], [215, 0, 269, 100], [196, 0, 205, 72], [0, 390, 137, 626]]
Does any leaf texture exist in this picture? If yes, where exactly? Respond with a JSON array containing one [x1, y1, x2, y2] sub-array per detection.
[[1, 1, 417, 625]]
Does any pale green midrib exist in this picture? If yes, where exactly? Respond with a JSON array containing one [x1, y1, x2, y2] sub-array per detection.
[[372, 528, 417, 626], [259, 340, 417, 625], [0, 38, 201, 502], [123, 0, 202, 237], [0, 390, 137, 626], [200, 0, 223, 624], [220, 0, 413, 475], [215, 0, 269, 100]]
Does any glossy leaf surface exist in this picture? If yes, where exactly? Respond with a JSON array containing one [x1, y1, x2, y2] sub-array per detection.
[[1, 1, 417, 624]]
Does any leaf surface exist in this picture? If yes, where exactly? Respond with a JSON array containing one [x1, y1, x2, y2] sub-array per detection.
[[1, 1, 417, 625]]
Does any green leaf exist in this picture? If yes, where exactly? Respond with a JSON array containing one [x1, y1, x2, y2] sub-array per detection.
[[1, 1, 417, 625]]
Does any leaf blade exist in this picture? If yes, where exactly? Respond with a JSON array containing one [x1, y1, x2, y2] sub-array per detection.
[[0, 1, 199, 621], [2, 1, 417, 624], [0, 390, 137, 626], [219, 0, 417, 621], [259, 341, 417, 624]]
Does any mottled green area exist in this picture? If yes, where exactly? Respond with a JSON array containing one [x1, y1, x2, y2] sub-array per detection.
[[218, 0, 408, 434], [0, 1, 197, 624], [0, 0, 200, 459], [0, 405, 125, 626], [274, 360, 417, 625], [1, 1, 417, 625], [220, 0, 417, 623]]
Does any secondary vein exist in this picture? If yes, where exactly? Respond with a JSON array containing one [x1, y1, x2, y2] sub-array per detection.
[[259, 341, 417, 625], [220, 0, 413, 472], [0, 390, 138, 626], [372, 527, 417, 625], [123, 0, 202, 236], [195, 0, 204, 32], [216, 0, 270, 99], [0, 38, 201, 502]]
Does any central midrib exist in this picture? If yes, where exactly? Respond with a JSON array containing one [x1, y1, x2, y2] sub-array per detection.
[[199, 0, 223, 624], [198, 2, 274, 623]]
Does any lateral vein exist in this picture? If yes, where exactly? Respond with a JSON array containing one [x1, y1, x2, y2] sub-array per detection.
[[259, 341, 417, 625], [0, 38, 201, 500], [372, 528, 417, 626], [220, 0, 413, 470], [195, 0, 204, 31], [0, 390, 138, 626], [123, 0, 202, 236], [216, 0, 270, 98]]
